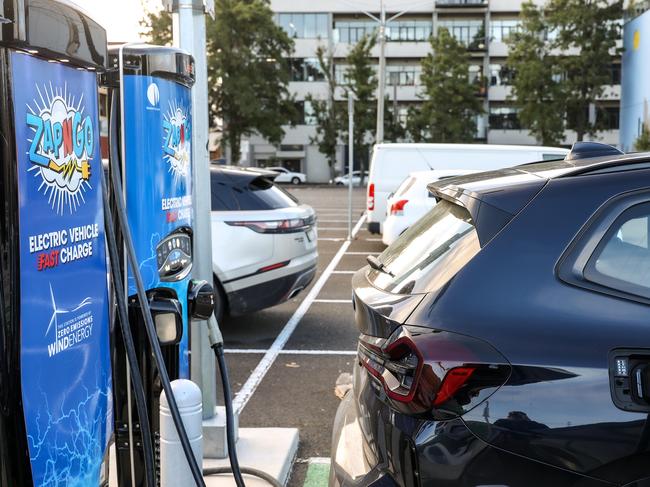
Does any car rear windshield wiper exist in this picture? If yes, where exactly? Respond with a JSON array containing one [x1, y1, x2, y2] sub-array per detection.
[[367, 255, 394, 277]]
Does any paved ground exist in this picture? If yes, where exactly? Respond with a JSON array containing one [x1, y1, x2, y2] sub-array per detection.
[[216, 185, 384, 487]]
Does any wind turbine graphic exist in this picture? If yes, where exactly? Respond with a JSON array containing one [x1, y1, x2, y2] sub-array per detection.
[[46, 282, 93, 337]]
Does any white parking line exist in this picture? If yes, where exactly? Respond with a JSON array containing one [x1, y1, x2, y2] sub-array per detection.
[[345, 251, 379, 255], [313, 299, 350, 303], [317, 238, 344, 242], [232, 213, 367, 416], [332, 270, 356, 275], [225, 349, 357, 356]]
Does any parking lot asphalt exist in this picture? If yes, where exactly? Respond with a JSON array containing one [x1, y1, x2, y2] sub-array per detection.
[[216, 185, 383, 487]]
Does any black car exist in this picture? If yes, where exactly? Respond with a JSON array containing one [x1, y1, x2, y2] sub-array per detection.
[[331, 142, 650, 487]]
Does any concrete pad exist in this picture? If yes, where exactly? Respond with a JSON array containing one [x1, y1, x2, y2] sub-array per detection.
[[203, 427, 299, 487]]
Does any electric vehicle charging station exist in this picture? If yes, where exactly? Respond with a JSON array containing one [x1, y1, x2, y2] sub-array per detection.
[[103, 44, 216, 486], [0, 1, 112, 485]]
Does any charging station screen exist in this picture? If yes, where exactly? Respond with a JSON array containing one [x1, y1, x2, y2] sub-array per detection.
[[123, 74, 193, 378], [11, 52, 112, 485]]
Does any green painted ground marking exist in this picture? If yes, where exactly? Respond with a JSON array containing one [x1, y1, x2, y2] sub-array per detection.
[[303, 461, 330, 487]]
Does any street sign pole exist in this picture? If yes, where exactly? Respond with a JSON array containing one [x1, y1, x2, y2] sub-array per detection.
[[348, 94, 354, 241]]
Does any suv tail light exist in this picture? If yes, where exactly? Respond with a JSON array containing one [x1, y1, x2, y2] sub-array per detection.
[[367, 183, 375, 211], [389, 199, 408, 216], [358, 326, 510, 419], [226, 215, 315, 234]]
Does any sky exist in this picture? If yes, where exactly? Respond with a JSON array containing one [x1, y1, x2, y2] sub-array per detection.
[[71, 0, 162, 42]]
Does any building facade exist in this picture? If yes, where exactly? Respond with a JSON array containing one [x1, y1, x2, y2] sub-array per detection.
[[240, 0, 621, 182]]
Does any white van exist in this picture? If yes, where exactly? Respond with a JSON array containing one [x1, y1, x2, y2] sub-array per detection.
[[366, 143, 569, 234]]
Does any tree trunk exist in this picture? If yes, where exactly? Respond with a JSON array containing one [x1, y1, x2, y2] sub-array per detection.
[[229, 130, 241, 165]]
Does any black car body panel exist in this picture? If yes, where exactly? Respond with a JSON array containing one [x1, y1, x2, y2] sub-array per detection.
[[332, 150, 650, 487]]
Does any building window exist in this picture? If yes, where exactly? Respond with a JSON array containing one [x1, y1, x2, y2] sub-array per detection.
[[597, 106, 620, 130], [289, 58, 325, 82], [490, 19, 521, 42], [335, 65, 351, 85], [489, 64, 515, 86], [294, 101, 318, 125], [386, 20, 432, 42], [278, 13, 329, 39], [387, 65, 422, 86], [437, 19, 485, 48], [334, 20, 377, 43], [489, 106, 521, 130]]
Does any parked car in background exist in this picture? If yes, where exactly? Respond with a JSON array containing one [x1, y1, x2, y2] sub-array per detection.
[[267, 166, 307, 185], [332, 170, 368, 186], [382, 169, 479, 245], [210, 166, 317, 319], [331, 142, 650, 487], [366, 143, 569, 234]]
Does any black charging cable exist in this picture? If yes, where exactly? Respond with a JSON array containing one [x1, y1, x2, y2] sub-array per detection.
[[108, 92, 206, 487], [103, 98, 155, 487]]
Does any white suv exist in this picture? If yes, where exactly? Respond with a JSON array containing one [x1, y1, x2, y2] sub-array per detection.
[[210, 167, 318, 319]]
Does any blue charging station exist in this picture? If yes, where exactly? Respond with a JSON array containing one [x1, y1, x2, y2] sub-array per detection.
[[0, 1, 112, 485], [118, 44, 196, 379]]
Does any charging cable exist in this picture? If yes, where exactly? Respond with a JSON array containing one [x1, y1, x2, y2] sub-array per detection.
[[102, 102, 156, 487]]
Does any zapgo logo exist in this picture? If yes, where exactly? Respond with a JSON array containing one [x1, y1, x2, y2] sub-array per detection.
[[162, 103, 191, 180], [26, 85, 94, 215]]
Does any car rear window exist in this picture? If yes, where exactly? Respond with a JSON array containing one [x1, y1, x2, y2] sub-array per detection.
[[368, 199, 480, 295], [394, 176, 416, 197], [233, 177, 298, 210]]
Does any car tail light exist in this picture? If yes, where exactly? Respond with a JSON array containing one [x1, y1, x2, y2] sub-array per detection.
[[389, 199, 408, 216], [367, 183, 375, 211], [358, 326, 510, 419], [226, 217, 313, 234]]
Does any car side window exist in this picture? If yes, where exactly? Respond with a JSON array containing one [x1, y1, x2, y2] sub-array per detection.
[[584, 203, 650, 299]]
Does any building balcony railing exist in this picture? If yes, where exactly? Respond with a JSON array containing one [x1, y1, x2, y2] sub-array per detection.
[[436, 0, 487, 7]]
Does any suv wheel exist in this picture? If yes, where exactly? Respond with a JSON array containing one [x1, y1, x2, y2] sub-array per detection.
[[291, 177, 301, 185]]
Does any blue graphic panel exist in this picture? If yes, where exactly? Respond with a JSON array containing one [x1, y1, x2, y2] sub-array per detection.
[[123, 74, 193, 378], [11, 52, 112, 486], [621, 11, 650, 151]]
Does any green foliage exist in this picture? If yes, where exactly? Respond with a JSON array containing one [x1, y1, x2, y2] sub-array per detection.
[[306, 46, 341, 179], [408, 28, 482, 143], [635, 124, 650, 152], [340, 34, 378, 180], [140, 1, 298, 163], [140, 9, 172, 46], [506, 1, 566, 146], [546, 0, 623, 141]]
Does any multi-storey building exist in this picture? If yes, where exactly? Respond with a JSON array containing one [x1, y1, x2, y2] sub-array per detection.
[[240, 0, 621, 182]]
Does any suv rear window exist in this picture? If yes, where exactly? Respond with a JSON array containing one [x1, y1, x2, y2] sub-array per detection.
[[368, 199, 480, 295], [233, 177, 298, 210]]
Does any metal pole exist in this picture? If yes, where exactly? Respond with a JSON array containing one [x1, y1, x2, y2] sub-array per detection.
[[376, 0, 386, 144], [348, 95, 354, 241], [172, 0, 217, 419]]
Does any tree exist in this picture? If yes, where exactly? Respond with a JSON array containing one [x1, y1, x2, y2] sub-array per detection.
[[305, 46, 341, 179], [140, 9, 172, 46], [408, 28, 482, 143], [341, 34, 378, 183], [545, 0, 623, 141], [506, 1, 566, 146], [635, 124, 650, 151], [140, 1, 298, 163]]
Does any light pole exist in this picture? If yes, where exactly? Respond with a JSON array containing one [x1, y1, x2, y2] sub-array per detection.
[[358, 0, 432, 144]]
